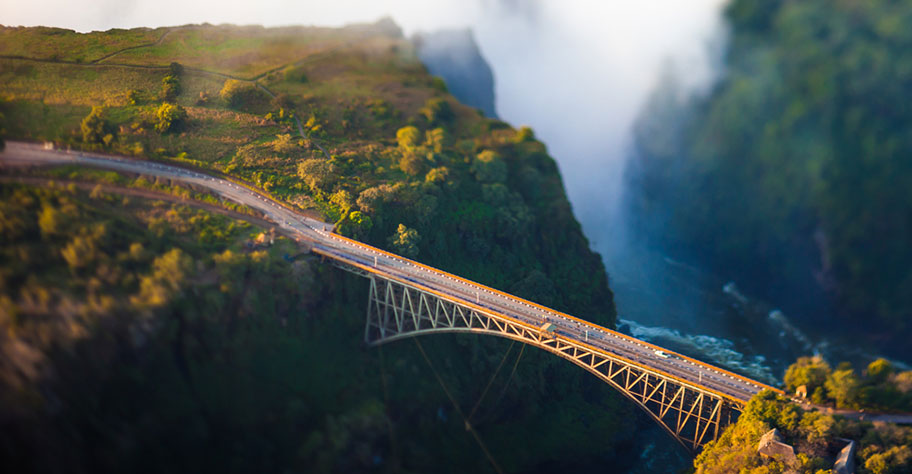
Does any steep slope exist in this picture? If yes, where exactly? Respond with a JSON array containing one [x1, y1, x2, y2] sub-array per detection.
[[625, 0, 912, 356]]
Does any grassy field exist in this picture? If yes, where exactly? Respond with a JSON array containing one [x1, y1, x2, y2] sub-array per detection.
[[0, 25, 167, 63]]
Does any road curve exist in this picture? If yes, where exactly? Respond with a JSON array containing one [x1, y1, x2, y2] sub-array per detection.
[[1, 141, 781, 403]]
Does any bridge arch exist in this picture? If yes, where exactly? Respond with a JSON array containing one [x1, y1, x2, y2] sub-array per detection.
[[362, 275, 741, 451]]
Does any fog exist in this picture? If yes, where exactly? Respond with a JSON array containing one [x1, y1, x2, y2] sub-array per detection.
[[3, 0, 727, 279]]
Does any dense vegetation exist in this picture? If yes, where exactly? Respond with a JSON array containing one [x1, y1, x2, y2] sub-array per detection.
[[626, 0, 912, 352], [784, 357, 912, 412], [695, 389, 912, 474], [0, 21, 639, 473], [696, 354, 912, 474]]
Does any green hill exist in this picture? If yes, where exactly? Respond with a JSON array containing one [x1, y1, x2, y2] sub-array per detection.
[[0, 20, 634, 473]]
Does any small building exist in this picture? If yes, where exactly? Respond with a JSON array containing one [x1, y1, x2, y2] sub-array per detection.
[[795, 384, 808, 399]]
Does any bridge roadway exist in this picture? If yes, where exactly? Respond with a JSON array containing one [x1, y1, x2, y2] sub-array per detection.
[[1, 142, 780, 405]]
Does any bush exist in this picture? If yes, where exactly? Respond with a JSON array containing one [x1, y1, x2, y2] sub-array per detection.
[[154, 103, 188, 133], [471, 150, 507, 183], [160, 74, 180, 102], [219, 79, 259, 108], [80, 106, 109, 144], [399, 152, 425, 176], [420, 97, 453, 124], [296, 159, 337, 191], [396, 126, 421, 149], [388, 223, 420, 258], [515, 126, 535, 143]]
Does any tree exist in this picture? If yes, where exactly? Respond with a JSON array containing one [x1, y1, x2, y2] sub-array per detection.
[[160, 74, 180, 102], [825, 365, 860, 408], [471, 150, 507, 183], [425, 127, 448, 153], [399, 151, 425, 176], [154, 103, 188, 133], [784, 356, 832, 395], [296, 159, 337, 191], [219, 79, 258, 108], [388, 223, 420, 258], [343, 211, 372, 239], [420, 97, 453, 124], [272, 133, 297, 154], [866, 358, 895, 384], [514, 126, 535, 143], [396, 126, 421, 149], [425, 166, 451, 185], [80, 106, 108, 144]]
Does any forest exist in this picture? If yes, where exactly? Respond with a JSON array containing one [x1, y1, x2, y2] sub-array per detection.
[[627, 0, 912, 355]]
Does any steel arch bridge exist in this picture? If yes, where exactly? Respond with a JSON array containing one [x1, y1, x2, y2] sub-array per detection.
[[334, 262, 746, 452]]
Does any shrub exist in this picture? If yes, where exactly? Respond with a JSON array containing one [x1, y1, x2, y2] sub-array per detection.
[[396, 126, 421, 149], [154, 103, 188, 133], [388, 223, 420, 258], [425, 127, 448, 153], [420, 97, 453, 124], [127, 89, 141, 106], [399, 151, 425, 176], [471, 150, 507, 183], [80, 106, 109, 144], [271, 134, 297, 154], [219, 79, 259, 108], [515, 126, 535, 143], [160, 74, 180, 102], [296, 159, 337, 191]]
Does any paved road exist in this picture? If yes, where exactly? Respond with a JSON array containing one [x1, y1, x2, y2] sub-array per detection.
[[1, 141, 779, 403]]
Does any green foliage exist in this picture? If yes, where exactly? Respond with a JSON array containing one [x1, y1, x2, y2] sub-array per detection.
[[296, 158, 337, 191], [825, 367, 861, 409], [153, 102, 188, 133], [395, 125, 421, 149], [785, 356, 832, 394], [388, 223, 420, 258], [627, 0, 912, 345], [419, 97, 453, 124], [127, 89, 141, 105], [424, 127, 448, 153], [514, 125, 535, 143], [219, 78, 260, 108], [471, 149, 507, 183], [160, 74, 181, 101], [79, 105, 109, 144], [696, 388, 912, 474], [271, 133, 297, 154]]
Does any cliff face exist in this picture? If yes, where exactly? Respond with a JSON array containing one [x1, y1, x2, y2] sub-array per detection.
[[413, 29, 499, 118]]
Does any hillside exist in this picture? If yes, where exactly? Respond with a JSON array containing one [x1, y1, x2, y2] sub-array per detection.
[[0, 20, 638, 473], [625, 0, 912, 356]]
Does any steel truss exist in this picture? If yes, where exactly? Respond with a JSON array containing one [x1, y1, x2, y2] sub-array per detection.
[[363, 275, 739, 451]]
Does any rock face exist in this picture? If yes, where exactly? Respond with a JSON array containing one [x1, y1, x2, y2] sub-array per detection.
[[758, 428, 798, 466], [413, 29, 498, 118], [834, 439, 856, 474]]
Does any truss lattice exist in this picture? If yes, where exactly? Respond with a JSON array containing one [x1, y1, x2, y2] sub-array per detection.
[[362, 275, 739, 451]]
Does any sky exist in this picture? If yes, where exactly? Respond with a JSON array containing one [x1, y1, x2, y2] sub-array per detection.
[[1, 0, 728, 256]]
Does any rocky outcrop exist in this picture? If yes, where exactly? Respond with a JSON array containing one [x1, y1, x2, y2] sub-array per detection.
[[758, 428, 798, 467], [834, 438, 856, 474]]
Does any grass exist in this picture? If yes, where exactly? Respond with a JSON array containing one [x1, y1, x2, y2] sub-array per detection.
[[106, 25, 353, 78], [0, 25, 167, 63]]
